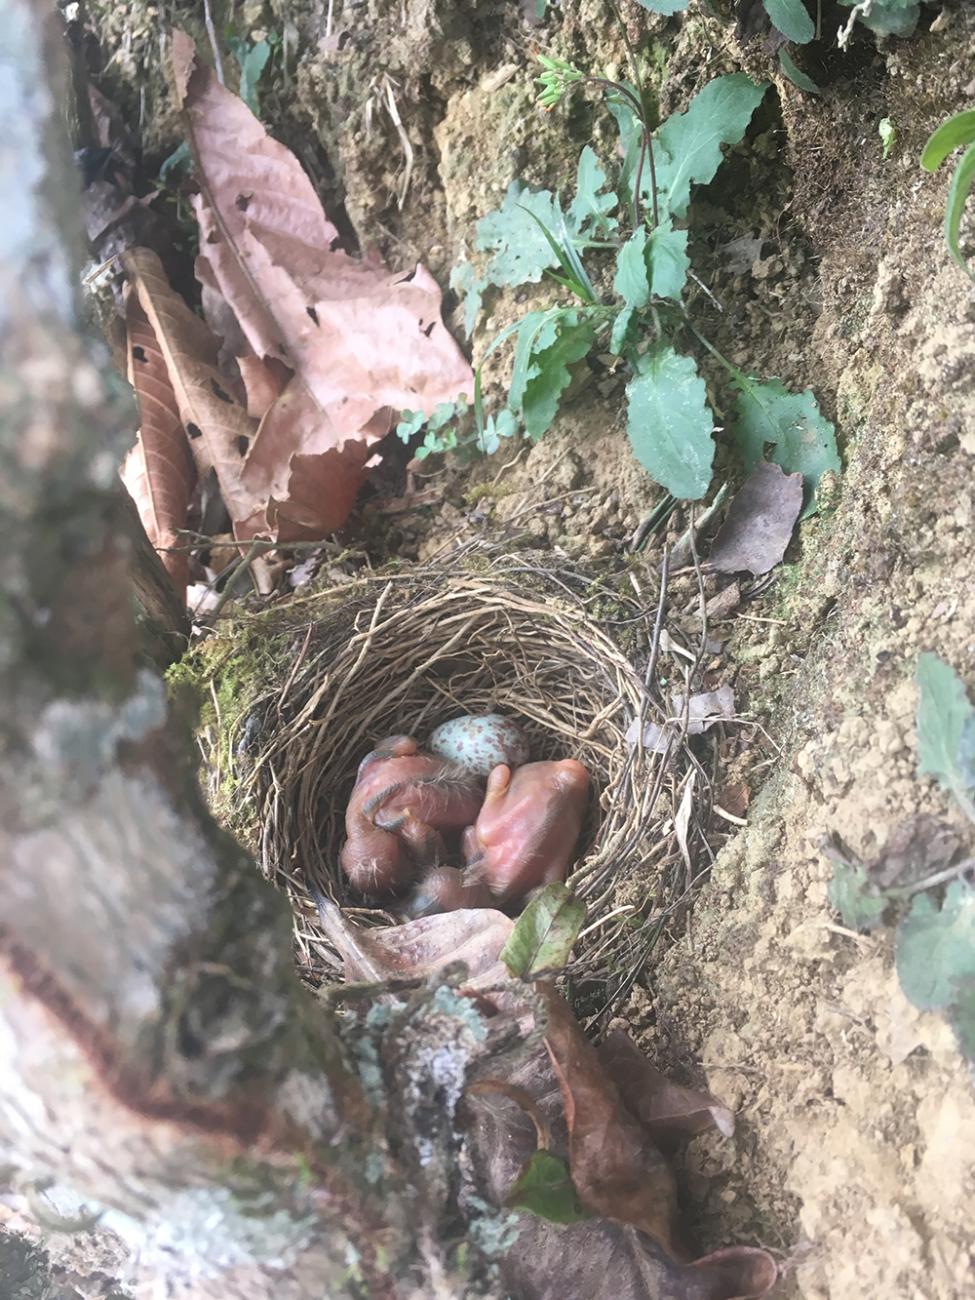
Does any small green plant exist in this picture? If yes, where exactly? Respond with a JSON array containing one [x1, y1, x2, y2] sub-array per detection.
[[632, 0, 918, 42], [828, 653, 975, 1062], [878, 117, 896, 160], [436, 49, 838, 507], [921, 110, 975, 280]]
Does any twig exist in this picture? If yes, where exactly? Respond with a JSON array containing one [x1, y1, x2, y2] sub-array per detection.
[[203, 0, 225, 85]]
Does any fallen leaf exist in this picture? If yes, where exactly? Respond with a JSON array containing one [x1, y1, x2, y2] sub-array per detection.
[[705, 581, 741, 621], [708, 461, 802, 575], [869, 814, 964, 890], [311, 888, 513, 988], [598, 1031, 735, 1149], [122, 248, 263, 533], [626, 686, 736, 752], [120, 295, 196, 596], [501, 882, 587, 980], [541, 986, 685, 1258], [464, 1000, 776, 1300], [173, 30, 472, 448]]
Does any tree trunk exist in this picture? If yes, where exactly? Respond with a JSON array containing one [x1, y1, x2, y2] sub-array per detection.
[[0, 6, 495, 1296]]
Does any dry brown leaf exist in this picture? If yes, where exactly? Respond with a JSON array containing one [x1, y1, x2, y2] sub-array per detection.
[[540, 985, 685, 1259], [311, 889, 513, 988], [121, 247, 263, 534], [708, 461, 802, 576], [465, 1022, 776, 1300], [119, 296, 196, 596], [171, 29, 473, 448], [598, 1031, 735, 1150]]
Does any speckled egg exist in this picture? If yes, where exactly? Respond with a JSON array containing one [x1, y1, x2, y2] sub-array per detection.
[[427, 713, 530, 775]]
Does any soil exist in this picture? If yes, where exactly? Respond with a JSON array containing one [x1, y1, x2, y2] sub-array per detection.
[[74, 1, 975, 1297]]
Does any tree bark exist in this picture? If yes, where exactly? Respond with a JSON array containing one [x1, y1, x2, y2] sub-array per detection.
[[0, 6, 495, 1296]]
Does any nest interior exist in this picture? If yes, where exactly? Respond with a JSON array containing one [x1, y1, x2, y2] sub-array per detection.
[[239, 551, 703, 1002]]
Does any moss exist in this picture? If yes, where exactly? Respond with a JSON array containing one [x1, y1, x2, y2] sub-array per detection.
[[464, 482, 514, 506]]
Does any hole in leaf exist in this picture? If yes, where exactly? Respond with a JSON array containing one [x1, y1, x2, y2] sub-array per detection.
[[235, 192, 252, 212], [421, 321, 435, 338], [186, 423, 202, 439], [131, 345, 147, 362], [236, 435, 250, 457], [306, 305, 320, 326], [210, 379, 232, 403]]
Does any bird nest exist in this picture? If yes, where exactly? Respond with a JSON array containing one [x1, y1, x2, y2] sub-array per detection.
[[225, 545, 711, 1011]]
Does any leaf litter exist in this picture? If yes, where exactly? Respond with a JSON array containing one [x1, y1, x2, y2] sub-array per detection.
[[311, 890, 775, 1298], [114, 30, 473, 599]]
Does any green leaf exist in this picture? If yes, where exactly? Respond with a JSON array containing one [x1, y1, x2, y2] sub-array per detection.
[[943, 143, 975, 280], [654, 74, 767, 219], [921, 110, 975, 172], [613, 229, 651, 309], [948, 985, 975, 1063], [396, 409, 425, 443], [478, 407, 519, 455], [895, 883, 975, 1012], [958, 717, 975, 791], [610, 306, 637, 357], [626, 346, 715, 499], [778, 48, 821, 95], [511, 311, 596, 442], [238, 40, 271, 114], [838, 0, 919, 37], [568, 146, 618, 235], [501, 882, 587, 979], [649, 220, 690, 300], [916, 653, 975, 815], [879, 117, 897, 159], [613, 220, 688, 308], [160, 140, 192, 183], [476, 183, 564, 287], [732, 377, 839, 516], [763, 0, 814, 42], [506, 1151, 589, 1224], [632, 0, 689, 11], [827, 860, 888, 932], [450, 261, 488, 338]]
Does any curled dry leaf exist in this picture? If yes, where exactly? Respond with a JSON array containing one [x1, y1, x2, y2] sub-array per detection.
[[120, 295, 196, 597], [708, 460, 803, 576], [598, 1030, 735, 1148], [172, 28, 473, 449], [540, 985, 685, 1258], [121, 247, 262, 531], [311, 888, 513, 989], [465, 992, 776, 1300]]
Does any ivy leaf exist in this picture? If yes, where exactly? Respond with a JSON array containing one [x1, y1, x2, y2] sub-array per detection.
[[827, 860, 888, 933], [450, 260, 488, 338], [506, 1151, 590, 1224], [501, 882, 586, 979], [895, 883, 975, 1012], [778, 48, 821, 96], [510, 310, 596, 441], [655, 74, 767, 219], [568, 146, 618, 235], [476, 183, 564, 287], [732, 376, 839, 516], [916, 652, 975, 815], [626, 346, 715, 499], [763, 0, 814, 43]]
